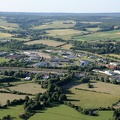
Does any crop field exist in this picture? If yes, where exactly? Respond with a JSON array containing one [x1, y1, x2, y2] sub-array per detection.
[[60, 44, 73, 50], [8, 83, 46, 95], [33, 20, 75, 29], [29, 105, 113, 120], [0, 105, 23, 120], [65, 81, 120, 109], [0, 93, 27, 105], [46, 29, 82, 36], [73, 30, 120, 41], [25, 39, 65, 47], [0, 32, 13, 39]]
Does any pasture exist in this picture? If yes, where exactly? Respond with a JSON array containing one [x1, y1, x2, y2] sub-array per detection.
[[0, 32, 13, 39], [8, 83, 46, 95], [0, 93, 27, 105], [74, 80, 120, 95], [65, 81, 120, 109], [0, 105, 23, 120], [73, 29, 120, 41], [0, 19, 19, 30], [29, 105, 113, 120], [0, 57, 9, 63], [46, 29, 82, 36], [33, 20, 75, 29], [25, 39, 65, 47], [60, 44, 73, 50]]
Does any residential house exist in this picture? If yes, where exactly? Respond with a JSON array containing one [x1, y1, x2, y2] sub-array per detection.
[[80, 60, 89, 67]]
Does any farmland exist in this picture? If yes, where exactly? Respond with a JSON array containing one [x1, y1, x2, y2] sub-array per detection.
[[29, 105, 113, 120], [73, 29, 120, 41], [0, 32, 13, 39], [60, 44, 73, 50], [0, 93, 27, 105], [33, 20, 75, 29], [65, 80, 120, 109], [25, 39, 65, 47], [46, 29, 82, 36], [0, 105, 23, 120], [8, 83, 46, 95]]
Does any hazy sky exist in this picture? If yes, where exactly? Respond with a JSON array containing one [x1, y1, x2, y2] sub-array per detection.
[[0, 0, 120, 13]]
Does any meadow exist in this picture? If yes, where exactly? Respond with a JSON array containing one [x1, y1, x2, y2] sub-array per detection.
[[60, 44, 73, 50], [0, 19, 19, 30], [0, 93, 27, 105], [0, 32, 13, 39], [73, 29, 120, 41], [33, 20, 75, 29], [0, 105, 23, 120], [0, 57, 9, 63], [29, 105, 113, 120], [25, 39, 65, 47], [65, 80, 120, 109], [8, 83, 46, 95]]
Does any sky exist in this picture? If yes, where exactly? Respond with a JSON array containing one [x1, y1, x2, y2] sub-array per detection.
[[0, 0, 120, 13]]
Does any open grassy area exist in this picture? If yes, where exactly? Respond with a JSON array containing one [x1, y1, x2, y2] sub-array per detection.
[[74, 80, 120, 95], [33, 20, 75, 29], [0, 32, 13, 39], [0, 57, 9, 63], [0, 19, 19, 30], [46, 29, 82, 36], [29, 105, 113, 120], [60, 44, 73, 50], [8, 83, 46, 95], [106, 54, 120, 59], [65, 81, 120, 109], [86, 27, 101, 32], [73, 29, 120, 41], [0, 105, 23, 120], [25, 39, 65, 47], [0, 93, 28, 105]]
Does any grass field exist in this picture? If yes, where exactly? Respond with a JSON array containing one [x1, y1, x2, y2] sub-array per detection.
[[86, 27, 101, 32], [0, 93, 28, 105], [8, 83, 46, 95], [25, 39, 65, 47], [0, 57, 9, 63], [0, 19, 19, 30], [60, 44, 73, 50], [73, 29, 120, 41], [29, 105, 113, 120], [74, 80, 120, 95], [0, 105, 23, 120], [46, 29, 82, 36], [65, 81, 120, 109], [33, 20, 75, 29], [0, 32, 13, 39], [107, 54, 120, 59]]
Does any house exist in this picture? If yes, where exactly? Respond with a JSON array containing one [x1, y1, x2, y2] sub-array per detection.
[[114, 70, 120, 74], [28, 56, 41, 61], [80, 60, 89, 67], [105, 64, 117, 70], [104, 70, 114, 76], [51, 58, 73, 63], [34, 62, 49, 67], [110, 62, 120, 66], [24, 77, 31, 80]]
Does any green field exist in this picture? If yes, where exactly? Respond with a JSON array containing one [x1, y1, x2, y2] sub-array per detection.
[[33, 20, 75, 29], [0, 19, 19, 30], [65, 80, 120, 109], [0, 105, 23, 120], [73, 30, 120, 41], [0, 32, 13, 39], [29, 105, 113, 120], [25, 39, 65, 47], [0, 57, 9, 63]]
